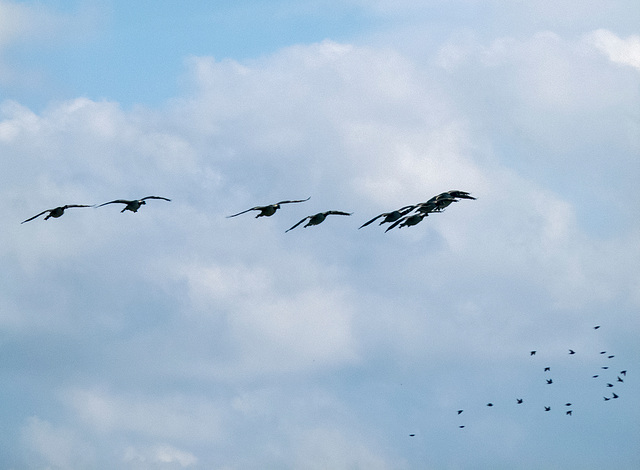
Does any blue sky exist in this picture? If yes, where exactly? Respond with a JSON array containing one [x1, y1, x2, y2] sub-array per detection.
[[1, 1, 639, 469]]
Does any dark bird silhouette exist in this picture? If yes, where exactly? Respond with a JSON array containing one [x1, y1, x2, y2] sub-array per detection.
[[384, 212, 427, 232], [486, 403, 494, 407], [604, 396, 611, 401], [612, 393, 619, 399], [227, 197, 310, 218], [566, 410, 573, 416], [617, 376, 624, 382], [409, 434, 415, 437], [544, 367, 550, 372], [594, 325, 601, 329], [600, 351, 607, 354], [565, 403, 572, 406], [445, 190, 477, 200], [97, 196, 171, 213], [569, 349, 575, 355], [530, 351, 537, 356], [608, 355, 615, 359], [546, 379, 553, 384], [457, 410, 463, 415], [286, 211, 352, 232], [459, 425, 465, 428], [516, 398, 523, 404], [593, 375, 599, 378], [606, 383, 614, 387], [359, 205, 415, 229], [602, 366, 609, 370], [21, 204, 91, 223], [544, 406, 551, 411], [621, 370, 627, 376]]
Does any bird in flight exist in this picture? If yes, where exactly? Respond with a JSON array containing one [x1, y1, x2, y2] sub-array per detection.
[[516, 398, 523, 404], [227, 197, 310, 218], [569, 349, 576, 355], [486, 403, 494, 407], [409, 434, 415, 437], [457, 410, 463, 415], [544, 367, 550, 372], [546, 379, 553, 384], [384, 213, 427, 232], [604, 396, 610, 401], [606, 383, 614, 387], [620, 370, 627, 376], [544, 406, 551, 411], [593, 375, 599, 378], [21, 204, 92, 224], [530, 351, 536, 356], [608, 355, 615, 359], [565, 403, 572, 406], [617, 376, 624, 382], [594, 325, 601, 329], [359, 205, 415, 229], [97, 196, 171, 213], [459, 425, 465, 429], [285, 211, 352, 232], [612, 393, 619, 399], [602, 366, 609, 369], [600, 351, 607, 354], [566, 410, 573, 416]]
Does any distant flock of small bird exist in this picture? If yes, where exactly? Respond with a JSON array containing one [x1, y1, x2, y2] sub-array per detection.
[[445, 324, 630, 432], [21, 190, 477, 231]]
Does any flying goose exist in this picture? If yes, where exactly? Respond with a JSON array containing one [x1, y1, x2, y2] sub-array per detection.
[[516, 398, 523, 404], [285, 211, 352, 232], [97, 196, 171, 213], [227, 197, 310, 218], [384, 213, 427, 232], [21, 204, 92, 224], [359, 205, 415, 229]]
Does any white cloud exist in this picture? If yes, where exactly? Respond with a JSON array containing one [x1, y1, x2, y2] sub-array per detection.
[[124, 444, 198, 468], [588, 29, 640, 71]]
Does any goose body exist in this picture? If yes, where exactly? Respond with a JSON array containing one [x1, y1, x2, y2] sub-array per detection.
[[227, 197, 310, 218], [21, 204, 92, 224], [359, 205, 415, 229], [286, 211, 352, 232], [97, 196, 171, 213]]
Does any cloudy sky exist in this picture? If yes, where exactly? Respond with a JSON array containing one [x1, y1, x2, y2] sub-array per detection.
[[1, 1, 639, 468]]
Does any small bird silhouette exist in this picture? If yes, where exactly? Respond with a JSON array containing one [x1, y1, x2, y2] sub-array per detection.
[[604, 396, 610, 401], [606, 383, 614, 387], [602, 366, 609, 369], [594, 325, 601, 329], [21, 204, 92, 223], [544, 406, 551, 411], [565, 403, 572, 406], [459, 425, 465, 428], [612, 393, 619, 399], [409, 434, 415, 437], [544, 367, 550, 372], [569, 349, 575, 355], [617, 376, 624, 382], [620, 370, 627, 376], [546, 379, 553, 384], [487, 403, 494, 407], [516, 398, 523, 404], [457, 410, 463, 415], [384, 212, 427, 232], [566, 410, 573, 416], [600, 351, 607, 354], [608, 355, 615, 359], [592, 375, 599, 378], [97, 196, 171, 213], [530, 351, 536, 356], [286, 211, 352, 232], [227, 197, 310, 218]]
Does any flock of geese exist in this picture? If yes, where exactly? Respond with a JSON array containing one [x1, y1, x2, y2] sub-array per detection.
[[445, 324, 630, 432], [21, 190, 476, 231]]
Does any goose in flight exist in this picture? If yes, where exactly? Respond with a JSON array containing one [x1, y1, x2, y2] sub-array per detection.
[[384, 213, 427, 232], [569, 349, 576, 355], [359, 205, 415, 229], [530, 351, 537, 356], [457, 410, 463, 415], [285, 211, 352, 232], [227, 197, 310, 218], [516, 398, 523, 404], [546, 379, 553, 384], [544, 406, 551, 411], [97, 196, 171, 213], [21, 204, 92, 224]]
